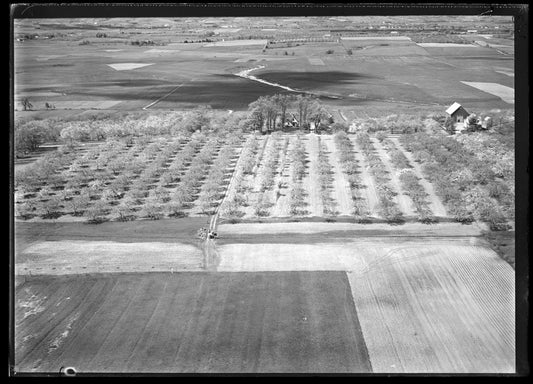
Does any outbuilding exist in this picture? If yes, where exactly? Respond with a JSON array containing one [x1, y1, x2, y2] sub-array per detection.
[[445, 102, 470, 123]]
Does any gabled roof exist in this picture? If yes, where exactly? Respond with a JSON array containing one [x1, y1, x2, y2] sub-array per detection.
[[446, 102, 463, 115]]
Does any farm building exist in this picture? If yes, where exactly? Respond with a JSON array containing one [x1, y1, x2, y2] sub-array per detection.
[[445, 102, 470, 123]]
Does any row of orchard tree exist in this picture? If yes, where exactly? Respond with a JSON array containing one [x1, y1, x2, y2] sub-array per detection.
[[246, 94, 334, 132]]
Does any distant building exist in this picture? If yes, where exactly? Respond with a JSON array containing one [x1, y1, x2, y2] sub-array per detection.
[[445, 102, 470, 123]]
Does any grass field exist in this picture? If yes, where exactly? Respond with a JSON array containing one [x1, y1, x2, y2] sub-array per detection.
[[15, 271, 372, 373]]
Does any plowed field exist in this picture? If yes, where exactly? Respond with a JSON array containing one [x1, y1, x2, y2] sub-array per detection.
[[15, 272, 372, 373]]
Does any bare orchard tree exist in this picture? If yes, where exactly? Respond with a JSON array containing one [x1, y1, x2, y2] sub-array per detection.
[[20, 97, 33, 111]]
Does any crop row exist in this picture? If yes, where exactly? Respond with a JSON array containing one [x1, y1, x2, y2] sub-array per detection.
[[289, 135, 308, 216], [379, 138, 436, 223], [316, 137, 337, 216], [219, 135, 260, 219], [356, 133, 403, 223], [334, 132, 369, 221], [254, 137, 282, 217]]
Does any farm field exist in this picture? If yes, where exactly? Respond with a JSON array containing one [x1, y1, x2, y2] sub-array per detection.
[[14, 232, 515, 374], [15, 271, 372, 373], [13, 15, 518, 376], [212, 234, 515, 373], [14, 19, 514, 118]]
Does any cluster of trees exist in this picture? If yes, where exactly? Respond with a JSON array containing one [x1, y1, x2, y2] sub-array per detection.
[[16, 131, 234, 222], [334, 132, 369, 221], [182, 38, 214, 43], [15, 119, 63, 156], [351, 114, 424, 134], [400, 132, 511, 229], [316, 137, 337, 216], [247, 94, 331, 132], [129, 39, 166, 46], [15, 107, 246, 158], [356, 133, 403, 223], [15, 148, 76, 194], [455, 132, 514, 221]]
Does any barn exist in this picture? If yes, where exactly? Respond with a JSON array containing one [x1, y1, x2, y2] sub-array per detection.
[[445, 102, 470, 123]]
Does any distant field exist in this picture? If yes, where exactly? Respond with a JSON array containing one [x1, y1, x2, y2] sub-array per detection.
[[203, 39, 267, 47], [15, 271, 372, 373], [14, 33, 514, 115], [461, 81, 515, 104], [417, 43, 477, 47]]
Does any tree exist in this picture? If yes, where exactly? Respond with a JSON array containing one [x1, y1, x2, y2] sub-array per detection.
[[182, 106, 212, 133], [20, 97, 33, 111], [248, 96, 278, 132], [16, 202, 35, 220], [444, 115, 455, 135], [84, 201, 108, 223], [15, 121, 50, 154], [42, 196, 62, 218], [295, 94, 314, 128], [308, 100, 329, 130], [140, 201, 164, 220], [67, 194, 90, 216], [246, 107, 265, 131], [113, 199, 135, 221], [273, 94, 294, 130], [166, 201, 186, 217]]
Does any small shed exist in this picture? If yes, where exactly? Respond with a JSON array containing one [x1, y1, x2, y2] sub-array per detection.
[[445, 102, 470, 123]]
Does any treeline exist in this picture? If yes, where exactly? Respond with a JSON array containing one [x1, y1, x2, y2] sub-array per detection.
[[14, 107, 249, 156], [350, 114, 424, 134]]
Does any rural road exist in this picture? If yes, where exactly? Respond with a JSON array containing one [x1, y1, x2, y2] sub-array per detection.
[[142, 79, 195, 110]]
